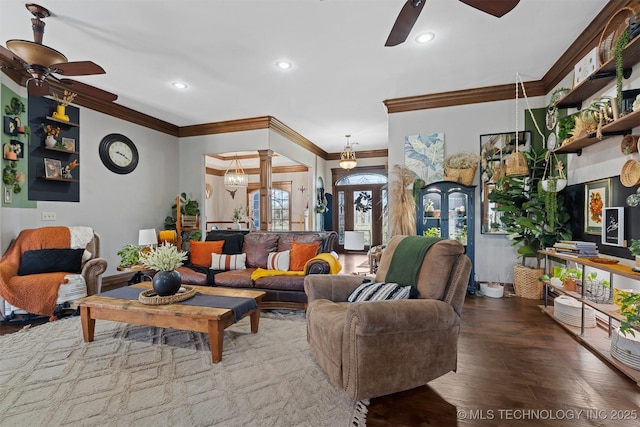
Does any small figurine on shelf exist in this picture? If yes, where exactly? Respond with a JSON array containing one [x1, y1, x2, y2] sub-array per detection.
[[51, 90, 77, 122], [43, 124, 60, 148], [62, 159, 79, 179]]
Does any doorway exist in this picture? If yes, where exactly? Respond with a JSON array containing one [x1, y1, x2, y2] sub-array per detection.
[[332, 166, 387, 251]]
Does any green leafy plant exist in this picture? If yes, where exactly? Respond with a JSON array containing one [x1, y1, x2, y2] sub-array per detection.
[[2, 161, 24, 194], [232, 205, 244, 222], [4, 97, 25, 115], [618, 291, 640, 337], [140, 243, 188, 271], [614, 27, 631, 113], [423, 227, 440, 237], [488, 147, 571, 267], [116, 244, 142, 268], [179, 192, 200, 216], [629, 239, 640, 257]]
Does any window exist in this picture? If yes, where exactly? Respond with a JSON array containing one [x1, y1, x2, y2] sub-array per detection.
[[247, 181, 292, 231]]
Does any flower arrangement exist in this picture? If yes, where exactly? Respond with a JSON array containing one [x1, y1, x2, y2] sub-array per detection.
[[43, 124, 60, 138], [63, 159, 79, 178], [51, 90, 78, 107], [232, 205, 244, 222], [140, 242, 187, 271], [443, 152, 480, 169]]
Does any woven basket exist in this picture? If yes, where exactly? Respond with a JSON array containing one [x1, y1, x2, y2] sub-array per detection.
[[599, 6, 638, 64], [513, 265, 544, 299], [505, 152, 529, 177], [621, 134, 639, 154], [444, 166, 477, 185], [138, 285, 196, 305], [620, 159, 640, 187]]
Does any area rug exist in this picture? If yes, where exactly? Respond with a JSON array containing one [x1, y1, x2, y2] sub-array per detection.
[[0, 313, 368, 426]]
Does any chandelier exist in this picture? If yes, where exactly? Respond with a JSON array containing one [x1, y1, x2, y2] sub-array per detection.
[[339, 135, 357, 170], [224, 154, 248, 187]]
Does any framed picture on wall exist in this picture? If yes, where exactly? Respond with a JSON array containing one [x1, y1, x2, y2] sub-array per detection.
[[584, 178, 610, 235], [602, 207, 624, 247]]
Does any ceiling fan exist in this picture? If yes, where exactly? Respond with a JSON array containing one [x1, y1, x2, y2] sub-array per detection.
[[0, 3, 117, 102], [385, 0, 520, 46]]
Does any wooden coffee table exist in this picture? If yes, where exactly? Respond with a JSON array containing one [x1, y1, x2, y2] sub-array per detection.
[[77, 283, 265, 363]]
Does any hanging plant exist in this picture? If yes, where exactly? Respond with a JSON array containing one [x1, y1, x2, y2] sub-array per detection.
[[354, 192, 373, 213], [614, 27, 631, 113]]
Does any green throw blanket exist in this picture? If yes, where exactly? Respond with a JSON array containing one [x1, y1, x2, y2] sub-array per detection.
[[385, 236, 442, 287]]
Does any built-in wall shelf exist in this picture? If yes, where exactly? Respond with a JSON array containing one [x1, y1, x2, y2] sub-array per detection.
[[554, 108, 640, 153], [40, 176, 79, 183], [44, 116, 79, 127], [41, 146, 79, 155], [556, 35, 640, 110]]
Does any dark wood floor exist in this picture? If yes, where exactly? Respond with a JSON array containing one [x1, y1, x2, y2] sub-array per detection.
[[2, 254, 639, 426]]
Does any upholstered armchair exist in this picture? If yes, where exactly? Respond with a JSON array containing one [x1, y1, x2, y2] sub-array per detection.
[[304, 236, 471, 400], [0, 226, 108, 319]]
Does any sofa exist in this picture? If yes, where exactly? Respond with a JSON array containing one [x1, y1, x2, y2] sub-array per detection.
[[0, 226, 108, 320], [177, 230, 339, 309], [304, 236, 471, 400]]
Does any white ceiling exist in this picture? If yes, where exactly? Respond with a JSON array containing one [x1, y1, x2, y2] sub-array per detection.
[[0, 0, 608, 154]]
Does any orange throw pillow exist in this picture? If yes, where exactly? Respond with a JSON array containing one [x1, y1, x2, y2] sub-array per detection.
[[190, 240, 224, 267], [289, 241, 320, 271]]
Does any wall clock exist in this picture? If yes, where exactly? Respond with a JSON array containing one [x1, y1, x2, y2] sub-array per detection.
[[98, 134, 138, 174]]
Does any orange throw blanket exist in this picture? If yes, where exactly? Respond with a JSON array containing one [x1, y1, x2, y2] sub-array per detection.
[[0, 226, 72, 319]]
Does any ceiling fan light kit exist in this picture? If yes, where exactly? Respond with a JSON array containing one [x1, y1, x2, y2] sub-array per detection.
[[386, 0, 519, 47], [0, 3, 116, 102]]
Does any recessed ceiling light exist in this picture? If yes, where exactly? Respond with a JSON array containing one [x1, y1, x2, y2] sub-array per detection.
[[415, 32, 435, 44], [172, 81, 188, 89], [275, 60, 293, 70]]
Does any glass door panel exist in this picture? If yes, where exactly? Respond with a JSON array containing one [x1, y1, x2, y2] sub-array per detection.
[[353, 190, 373, 247], [448, 192, 468, 245]]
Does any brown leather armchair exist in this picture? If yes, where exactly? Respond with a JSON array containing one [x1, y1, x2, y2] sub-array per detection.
[[304, 236, 471, 400]]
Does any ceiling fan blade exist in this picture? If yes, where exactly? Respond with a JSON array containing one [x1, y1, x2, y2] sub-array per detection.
[[27, 78, 50, 96], [459, 0, 520, 17], [57, 78, 118, 102], [51, 61, 105, 76], [385, 0, 427, 47]]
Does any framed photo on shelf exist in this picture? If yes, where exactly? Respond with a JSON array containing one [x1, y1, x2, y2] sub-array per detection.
[[44, 158, 62, 178], [61, 137, 76, 151], [602, 207, 624, 247], [584, 178, 610, 235]]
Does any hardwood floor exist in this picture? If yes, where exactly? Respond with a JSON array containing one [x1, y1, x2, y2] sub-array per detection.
[[2, 253, 639, 426]]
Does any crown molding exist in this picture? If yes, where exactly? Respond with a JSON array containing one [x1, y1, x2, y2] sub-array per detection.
[[206, 164, 308, 176]]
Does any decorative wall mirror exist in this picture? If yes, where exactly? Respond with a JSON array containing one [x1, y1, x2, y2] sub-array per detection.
[[480, 131, 531, 234]]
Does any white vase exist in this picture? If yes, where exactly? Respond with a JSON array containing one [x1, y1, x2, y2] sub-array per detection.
[[45, 135, 57, 148]]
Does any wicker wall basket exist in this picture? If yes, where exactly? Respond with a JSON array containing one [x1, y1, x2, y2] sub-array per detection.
[[444, 166, 477, 185], [598, 6, 638, 64], [513, 265, 545, 299], [620, 159, 640, 187]]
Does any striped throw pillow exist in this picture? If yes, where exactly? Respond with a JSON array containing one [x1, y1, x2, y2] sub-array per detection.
[[211, 253, 246, 271], [347, 282, 414, 302], [267, 250, 290, 271]]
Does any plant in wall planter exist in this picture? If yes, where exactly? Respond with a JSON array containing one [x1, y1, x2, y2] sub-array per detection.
[[2, 161, 24, 194], [539, 151, 567, 232]]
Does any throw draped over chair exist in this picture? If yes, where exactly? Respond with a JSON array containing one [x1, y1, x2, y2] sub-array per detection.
[[304, 235, 471, 400]]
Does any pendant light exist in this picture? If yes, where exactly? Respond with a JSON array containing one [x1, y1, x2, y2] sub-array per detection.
[[224, 154, 248, 187], [339, 135, 357, 170]]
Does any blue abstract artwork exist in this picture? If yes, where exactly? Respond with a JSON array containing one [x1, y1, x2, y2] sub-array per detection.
[[404, 133, 444, 184]]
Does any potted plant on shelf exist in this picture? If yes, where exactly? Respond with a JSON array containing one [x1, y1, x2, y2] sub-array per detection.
[[232, 205, 244, 229], [140, 242, 188, 296], [177, 192, 200, 228], [116, 243, 142, 268], [610, 288, 640, 370]]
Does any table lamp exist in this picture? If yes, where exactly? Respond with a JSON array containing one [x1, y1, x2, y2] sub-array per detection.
[[138, 228, 158, 254]]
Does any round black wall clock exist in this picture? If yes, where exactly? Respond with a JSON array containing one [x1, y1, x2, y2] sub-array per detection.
[[98, 133, 139, 174]]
